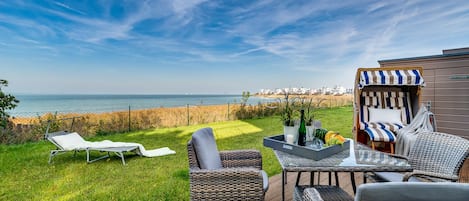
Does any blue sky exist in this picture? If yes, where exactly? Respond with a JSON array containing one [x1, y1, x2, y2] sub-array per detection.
[[1, 0, 468, 94]]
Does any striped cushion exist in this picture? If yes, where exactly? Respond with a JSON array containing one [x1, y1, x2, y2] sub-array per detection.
[[361, 91, 382, 106], [360, 92, 382, 127], [359, 90, 409, 143], [365, 127, 396, 142], [363, 122, 404, 132], [383, 91, 413, 124], [359, 69, 425, 89]]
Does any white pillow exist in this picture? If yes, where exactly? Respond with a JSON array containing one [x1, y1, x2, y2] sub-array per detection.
[[51, 132, 88, 150], [368, 108, 402, 124]]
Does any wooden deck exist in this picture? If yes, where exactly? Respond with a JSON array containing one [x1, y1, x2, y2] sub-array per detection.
[[265, 159, 469, 201], [265, 172, 365, 201]]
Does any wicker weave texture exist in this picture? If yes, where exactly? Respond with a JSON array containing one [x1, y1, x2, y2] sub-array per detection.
[[405, 131, 469, 182], [187, 140, 265, 201], [294, 185, 353, 201]]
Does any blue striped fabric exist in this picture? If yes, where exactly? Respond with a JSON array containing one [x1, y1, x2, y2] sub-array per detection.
[[383, 91, 413, 124], [365, 127, 396, 142], [364, 71, 370, 85], [395, 70, 403, 84], [359, 90, 411, 143], [359, 69, 425, 89]]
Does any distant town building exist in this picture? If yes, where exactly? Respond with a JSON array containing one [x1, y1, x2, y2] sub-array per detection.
[[258, 85, 352, 96]]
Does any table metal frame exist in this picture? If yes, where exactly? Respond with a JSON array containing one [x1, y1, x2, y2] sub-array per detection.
[[272, 140, 413, 201]]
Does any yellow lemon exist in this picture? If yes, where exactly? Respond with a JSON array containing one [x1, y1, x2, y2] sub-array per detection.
[[334, 135, 346, 143], [325, 131, 337, 144]]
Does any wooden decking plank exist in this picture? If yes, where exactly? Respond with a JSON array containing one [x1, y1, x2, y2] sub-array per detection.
[[265, 172, 364, 201]]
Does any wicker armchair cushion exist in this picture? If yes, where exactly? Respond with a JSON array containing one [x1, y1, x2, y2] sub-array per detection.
[[355, 182, 469, 201], [192, 127, 223, 170]]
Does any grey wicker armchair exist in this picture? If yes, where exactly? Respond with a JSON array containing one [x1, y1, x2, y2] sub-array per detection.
[[187, 127, 268, 201], [301, 182, 469, 201], [369, 131, 469, 182]]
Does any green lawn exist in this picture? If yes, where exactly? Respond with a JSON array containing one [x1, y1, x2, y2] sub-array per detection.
[[0, 106, 353, 201]]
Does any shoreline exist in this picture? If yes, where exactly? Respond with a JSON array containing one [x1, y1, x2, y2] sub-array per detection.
[[8, 95, 353, 143], [10, 94, 273, 118], [11, 94, 353, 118]]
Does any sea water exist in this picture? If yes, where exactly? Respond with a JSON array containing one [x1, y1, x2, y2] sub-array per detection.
[[10, 94, 275, 117]]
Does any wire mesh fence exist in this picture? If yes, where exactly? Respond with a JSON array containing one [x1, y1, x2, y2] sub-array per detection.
[[1, 95, 353, 144]]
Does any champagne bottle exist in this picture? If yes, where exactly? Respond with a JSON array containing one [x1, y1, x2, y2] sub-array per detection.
[[298, 109, 306, 146]]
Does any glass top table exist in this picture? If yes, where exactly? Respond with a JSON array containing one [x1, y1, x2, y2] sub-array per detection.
[[272, 139, 412, 201], [274, 140, 412, 172]]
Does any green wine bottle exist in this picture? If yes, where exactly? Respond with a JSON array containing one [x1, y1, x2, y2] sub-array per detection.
[[298, 109, 306, 146]]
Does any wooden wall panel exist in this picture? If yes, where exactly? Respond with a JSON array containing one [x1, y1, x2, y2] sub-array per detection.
[[380, 53, 469, 139], [433, 108, 469, 116], [434, 101, 469, 109], [435, 114, 469, 123], [434, 95, 469, 102], [432, 81, 469, 88], [380, 55, 469, 70], [437, 127, 468, 139], [434, 88, 469, 96], [436, 66, 469, 74]]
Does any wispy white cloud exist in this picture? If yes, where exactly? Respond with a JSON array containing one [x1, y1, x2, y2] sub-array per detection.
[[53, 1, 86, 15], [171, 0, 207, 16], [16, 37, 41, 44], [367, 2, 388, 13], [0, 13, 56, 37], [2, 0, 469, 93]]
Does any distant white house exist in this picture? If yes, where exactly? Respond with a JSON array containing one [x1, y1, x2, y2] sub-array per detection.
[[258, 85, 352, 95]]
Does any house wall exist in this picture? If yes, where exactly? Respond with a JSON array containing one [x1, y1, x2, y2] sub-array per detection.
[[378, 51, 469, 139]]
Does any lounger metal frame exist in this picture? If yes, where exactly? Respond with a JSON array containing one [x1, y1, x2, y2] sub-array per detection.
[[46, 130, 138, 165]]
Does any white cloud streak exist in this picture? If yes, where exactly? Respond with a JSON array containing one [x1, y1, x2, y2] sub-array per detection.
[[2, 0, 469, 70], [53, 1, 86, 15]]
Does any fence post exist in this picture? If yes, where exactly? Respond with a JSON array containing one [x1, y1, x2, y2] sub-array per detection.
[[227, 102, 230, 121], [187, 104, 190, 126], [128, 105, 131, 132]]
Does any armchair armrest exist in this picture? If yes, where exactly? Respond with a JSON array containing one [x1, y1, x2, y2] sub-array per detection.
[[403, 170, 459, 182], [388, 153, 409, 160], [219, 149, 262, 169], [189, 167, 265, 200]]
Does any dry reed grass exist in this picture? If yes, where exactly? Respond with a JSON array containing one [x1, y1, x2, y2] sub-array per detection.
[[4, 95, 352, 144]]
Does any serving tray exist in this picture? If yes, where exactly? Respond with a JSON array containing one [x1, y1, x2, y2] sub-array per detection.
[[263, 134, 350, 161]]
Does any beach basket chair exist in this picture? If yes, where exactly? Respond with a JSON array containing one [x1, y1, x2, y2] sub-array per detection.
[[353, 66, 425, 153]]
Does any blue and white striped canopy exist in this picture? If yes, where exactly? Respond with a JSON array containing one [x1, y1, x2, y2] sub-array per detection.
[[359, 69, 425, 89]]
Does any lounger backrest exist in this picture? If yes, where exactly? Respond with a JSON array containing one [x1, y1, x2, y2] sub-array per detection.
[[47, 132, 88, 151], [46, 131, 71, 150]]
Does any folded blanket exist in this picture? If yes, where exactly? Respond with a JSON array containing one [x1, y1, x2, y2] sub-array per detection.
[[86, 140, 176, 157], [51, 132, 176, 157]]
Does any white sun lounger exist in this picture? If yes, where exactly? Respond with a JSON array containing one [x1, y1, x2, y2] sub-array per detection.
[[46, 131, 140, 165]]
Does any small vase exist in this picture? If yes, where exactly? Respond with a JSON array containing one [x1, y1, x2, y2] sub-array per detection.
[[306, 125, 315, 141], [283, 125, 299, 145]]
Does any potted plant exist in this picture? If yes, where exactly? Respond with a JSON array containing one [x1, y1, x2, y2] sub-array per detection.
[[277, 89, 299, 144], [300, 97, 326, 141]]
